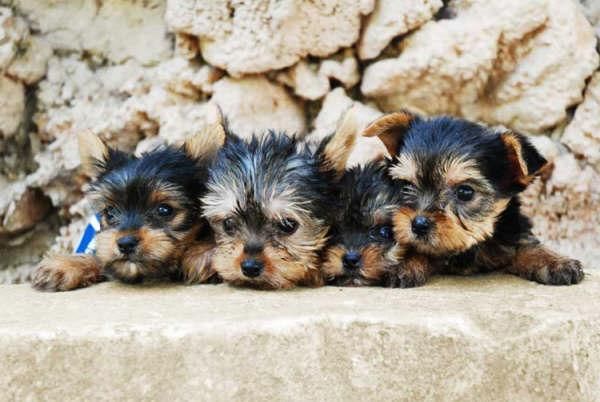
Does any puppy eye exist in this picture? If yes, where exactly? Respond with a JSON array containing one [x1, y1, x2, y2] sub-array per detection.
[[223, 218, 237, 235], [378, 225, 394, 240], [456, 185, 475, 201], [370, 225, 394, 242], [156, 204, 174, 217], [278, 218, 298, 235], [103, 207, 118, 225]]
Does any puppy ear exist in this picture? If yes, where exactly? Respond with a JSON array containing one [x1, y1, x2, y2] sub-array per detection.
[[500, 131, 548, 189], [184, 103, 226, 161], [78, 130, 109, 177], [362, 111, 416, 156], [318, 105, 359, 178]]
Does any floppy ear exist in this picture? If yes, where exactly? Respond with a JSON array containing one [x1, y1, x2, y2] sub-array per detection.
[[184, 103, 226, 161], [500, 131, 548, 190], [318, 105, 359, 178], [362, 111, 416, 156], [78, 130, 109, 178]]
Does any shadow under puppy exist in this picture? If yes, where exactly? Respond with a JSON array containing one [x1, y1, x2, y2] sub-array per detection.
[[363, 112, 584, 287], [322, 161, 403, 286], [31, 127, 222, 291], [201, 110, 358, 290]]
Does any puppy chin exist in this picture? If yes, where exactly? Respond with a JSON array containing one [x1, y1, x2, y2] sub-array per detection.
[[105, 260, 147, 284]]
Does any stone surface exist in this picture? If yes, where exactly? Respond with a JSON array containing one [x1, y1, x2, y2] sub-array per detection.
[[166, 0, 375, 76], [1, 275, 600, 401], [361, 0, 598, 133], [0, 74, 24, 138], [563, 72, 600, 170], [358, 0, 443, 60], [211, 76, 306, 138], [522, 152, 600, 271], [10, 0, 171, 65], [277, 50, 360, 100]]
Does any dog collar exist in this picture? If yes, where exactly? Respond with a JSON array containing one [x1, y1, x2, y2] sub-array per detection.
[[74, 213, 101, 254]]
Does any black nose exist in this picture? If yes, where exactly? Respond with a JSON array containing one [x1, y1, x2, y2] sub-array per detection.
[[411, 216, 431, 236], [342, 251, 361, 270], [241, 259, 264, 278], [117, 235, 139, 254]]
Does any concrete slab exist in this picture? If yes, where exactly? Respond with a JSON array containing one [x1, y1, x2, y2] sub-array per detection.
[[1, 274, 600, 401]]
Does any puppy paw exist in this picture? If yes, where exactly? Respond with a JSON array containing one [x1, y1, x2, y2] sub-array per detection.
[[389, 269, 428, 288], [533, 258, 584, 286], [388, 254, 432, 288], [31, 254, 103, 291]]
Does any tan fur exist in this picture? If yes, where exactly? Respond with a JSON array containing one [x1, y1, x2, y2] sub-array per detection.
[[181, 241, 220, 284], [362, 111, 414, 156], [393, 198, 508, 256], [321, 105, 359, 177], [390, 253, 434, 288], [507, 243, 584, 285], [183, 103, 226, 161], [388, 154, 418, 183], [322, 244, 400, 287], [31, 254, 103, 291], [78, 130, 109, 177], [321, 245, 346, 281], [444, 157, 485, 186], [211, 221, 327, 290], [500, 131, 548, 187]]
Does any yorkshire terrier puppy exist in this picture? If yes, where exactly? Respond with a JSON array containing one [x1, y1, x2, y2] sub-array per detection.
[[363, 112, 584, 287], [201, 110, 358, 289], [322, 161, 403, 286], [32, 125, 223, 291]]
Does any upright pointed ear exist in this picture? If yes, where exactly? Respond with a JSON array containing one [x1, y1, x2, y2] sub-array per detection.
[[184, 103, 226, 161], [319, 105, 359, 178], [362, 111, 416, 156], [500, 131, 548, 190], [78, 130, 109, 178]]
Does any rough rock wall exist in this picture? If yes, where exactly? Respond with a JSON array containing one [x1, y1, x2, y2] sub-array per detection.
[[0, 0, 599, 282]]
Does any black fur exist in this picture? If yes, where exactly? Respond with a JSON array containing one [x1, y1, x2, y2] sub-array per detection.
[[325, 161, 403, 286], [207, 132, 338, 229], [92, 146, 207, 233], [382, 114, 581, 286], [331, 162, 401, 251]]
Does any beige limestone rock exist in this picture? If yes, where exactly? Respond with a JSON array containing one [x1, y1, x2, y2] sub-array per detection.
[[0, 7, 28, 70], [358, 0, 443, 60], [309, 88, 388, 167], [212, 76, 306, 138], [562, 72, 600, 170], [166, 0, 375, 76], [361, 0, 598, 133], [6, 36, 52, 85], [0, 75, 24, 138], [522, 152, 600, 270], [2, 275, 600, 400], [0, 188, 51, 236], [277, 50, 361, 100], [580, 0, 600, 37], [11, 0, 171, 65]]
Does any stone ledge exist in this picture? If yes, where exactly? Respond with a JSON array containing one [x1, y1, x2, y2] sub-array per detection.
[[1, 274, 600, 401]]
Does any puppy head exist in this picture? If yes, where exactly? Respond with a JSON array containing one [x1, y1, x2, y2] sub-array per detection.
[[78, 127, 223, 283], [322, 162, 403, 286], [202, 111, 357, 289], [364, 113, 547, 256]]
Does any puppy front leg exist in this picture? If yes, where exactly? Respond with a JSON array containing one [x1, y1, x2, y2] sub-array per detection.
[[507, 243, 584, 285], [31, 254, 104, 291], [388, 253, 435, 288]]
